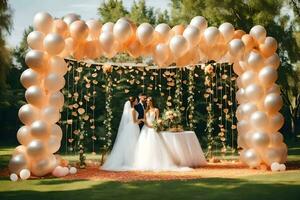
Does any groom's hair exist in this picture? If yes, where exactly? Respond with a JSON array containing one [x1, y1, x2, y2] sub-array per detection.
[[139, 93, 146, 97]]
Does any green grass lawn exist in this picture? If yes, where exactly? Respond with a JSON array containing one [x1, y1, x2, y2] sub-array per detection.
[[0, 145, 300, 200]]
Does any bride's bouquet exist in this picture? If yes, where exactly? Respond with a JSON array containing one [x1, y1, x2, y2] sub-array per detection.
[[153, 109, 183, 132]]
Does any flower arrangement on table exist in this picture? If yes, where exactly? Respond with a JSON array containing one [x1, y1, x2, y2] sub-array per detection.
[[153, 109, 183, 132]]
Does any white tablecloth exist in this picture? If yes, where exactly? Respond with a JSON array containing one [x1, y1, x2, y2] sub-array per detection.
[[160, 131, 207, 167]]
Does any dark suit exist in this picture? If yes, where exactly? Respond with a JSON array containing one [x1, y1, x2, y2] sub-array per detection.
[[134, 102, 146, 130]]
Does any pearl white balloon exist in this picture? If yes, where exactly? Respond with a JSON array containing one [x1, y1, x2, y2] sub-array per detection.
[[113, 19, 132, 43], [44, 73, 65, 92], [245, 83, 264, 102], [86, 19, 102, 39], [241, 102, 258, 120], [155, 23, 171, 42], [41, 105, 60, 124], [17, 126, 33, 145], [10, 173, 18, 182], [9, 154, 28, 174], [265, 53, 280, 69], [19, 169, 31, 180], [271, 162, 280, 171], [264, 93, 283, 114], [250, 131, 270, 148], [258, 66, 277, 88], [31, 156, 55, 176], [20, 69, 40, 89], [136, 23, 154, 46], [247, 51, 264, 71], [25, 85, 46, 107], [43, 33, 65, 55], [27, 139, 47, 157], [18, 104, 39, 125], [169, 35, 188, 58], [101, 22, 114, 33], [154, 43, 170, 66], [69, 167, 77, 174], [49, 56, 68, 76], [190, 16, 207, 32], [219, 22, 235, 42], [48, 91, 64, 109], [183, 25, 200, 48], [229, 39, 245, 57], [268, 113, 284, 132], [30, 120, 50, 139], [99, 31, 115, 53], [33, 12, 53, 34], [48, 135, 61, 154], [240, 70, 257, 88], [236, 88, 247, 104], [27, 31, 45, 50], [263, 147, 282, 165], [203, 27, 220, 46], [250, 111, 269, 131], [63, 13, 81, 26], [260, 37, 278, 57], [279, 163, 286, 171], [249, 25, 266, 43], [25, 50, 46, 72], [241, 149, 261, 168], [237, 120, 251, 135], [267, 84, 281, 94]]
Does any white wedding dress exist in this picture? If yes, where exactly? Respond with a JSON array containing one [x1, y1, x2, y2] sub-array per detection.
[[133, 110, 191, 171], [101, 101, 140, 171]]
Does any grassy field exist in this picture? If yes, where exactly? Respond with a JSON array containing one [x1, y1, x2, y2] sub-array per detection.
[[0, 145, 300, 200]]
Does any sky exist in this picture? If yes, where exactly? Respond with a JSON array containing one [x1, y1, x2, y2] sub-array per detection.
[[6, 0, 170, 48]]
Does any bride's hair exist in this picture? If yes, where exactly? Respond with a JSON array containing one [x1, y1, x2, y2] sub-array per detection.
[[128, 96, 137, 108]]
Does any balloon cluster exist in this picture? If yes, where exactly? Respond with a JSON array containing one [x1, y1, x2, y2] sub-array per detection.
[[9, 11, 287, 175]]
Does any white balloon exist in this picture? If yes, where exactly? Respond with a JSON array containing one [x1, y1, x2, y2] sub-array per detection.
[[10, 173, 18, 182], [249, 25, 266, 43], [63, 13, 81, 26], [33, 12, 53, 34], [19, 169, 31, 180], [247, 51, 264, 71], [113, 19, 132, 43], [136, 23, 154, 46], [155, 23, 171, 42], [69, 167, 77, 174], [219, 22, 235, 42], [279, 163, 286, 171], [27, 31, 45, 50], [20, 69, 40, 89], [228, 39, 245, 57], [250, 111, 269, 131], [271, 162, 280, 171], [203, 27, 220, 46], [190, 16, 207, 32], [43, 33, 65, 55], [169, 35, 188, 58], [245, 83, 264, 102], [183, 25, 200, 48], [240, 70, 257, 88], [101, 22, 114, 33], [265, 53, 280, 69], [258, 66, 277, 88]]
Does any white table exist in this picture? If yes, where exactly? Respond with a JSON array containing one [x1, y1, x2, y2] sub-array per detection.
[[160, 131, 207, 167]]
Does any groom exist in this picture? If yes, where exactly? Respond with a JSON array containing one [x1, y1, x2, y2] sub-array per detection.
[[135, 93, 147, 130]]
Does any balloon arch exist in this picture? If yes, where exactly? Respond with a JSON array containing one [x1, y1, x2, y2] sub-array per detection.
[[9, 12, 287, 177]]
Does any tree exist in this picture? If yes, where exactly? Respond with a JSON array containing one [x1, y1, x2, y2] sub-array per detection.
[[129, 0, 156, 25], [98, 0, 128, 22]]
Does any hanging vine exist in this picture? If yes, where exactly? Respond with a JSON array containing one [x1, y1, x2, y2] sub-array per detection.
[[187, 67, 196, 130]]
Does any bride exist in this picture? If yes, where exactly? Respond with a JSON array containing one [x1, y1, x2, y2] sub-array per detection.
[[101, 97, 142, 171], [133, 97, 189, 171]]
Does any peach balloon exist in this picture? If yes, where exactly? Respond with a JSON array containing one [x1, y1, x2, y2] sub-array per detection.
[[86, 19, 102, 40], [233, 30, 246, 39], [41, 105, 60, 124], [237, 120, 251, 135], [44, 33, 65, 55], [267, 84, 281, 94], [48, 135, 61, 154], [171, 24, 185, 36], [155, 23, 171, 42], [127, 40, 142, 58], [249, 25, 266, 43], [190, 16, 207, 32], [250, 131, 270, 149], [20, 69, 40, 89], [247, 51, 264, 71], [9, 154, 28, 174], [50, 124, 63, 141], [236, 88, 247, 104], [30, 156, 55, 176], [44, 73, 65, 92], [136, 23, 154, 46], [25, 50, 47, 73], [250, 111, 269, 131], [63, 13, 81, 26], [63, 37, 75, 55], [30, 120, 50, 139], [33, 12, 53, 34], [17, 126, 33, 146], [169, 35, 188, 58], [101, 22, 114, 33], [13, 145, 28, 157], [270, 132, 284, 146], [183, 25, 200, 48], [53, 19, 69, 38], [268, 112, 284, 132], [84, 40, 102, 59], [240, 149, 261, 168], [49, 56, 68, 76], [228, 39, 245, 57], [69, 20, 89, 41], [258, 66, 277, 88], [99, 31, 115, 54], [154, 43, 170, 66], [27, 139, 47, 158], [240, 70, 257, 88], [219, 22, 235, 42], [259, 37, 278, 58], [27, 31, 45, 50], [265, 53, 280, 69], [232, 62, 244, 76], [241, 34, 255, 51], [262, 147, 282, 165], [48, 91, 64, 109], [113, 19, 132, 43], [245, 83, 264, 102], [264, 93, 283, 114], [18, 104, 39, 125], [241, 102, 258, 120], [25, 85, 47, 107]]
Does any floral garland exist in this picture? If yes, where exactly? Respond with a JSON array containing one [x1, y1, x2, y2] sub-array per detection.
[[187, 67, 195, 130], [174, 68, 183, 113], [102, 64, 113, 154]]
